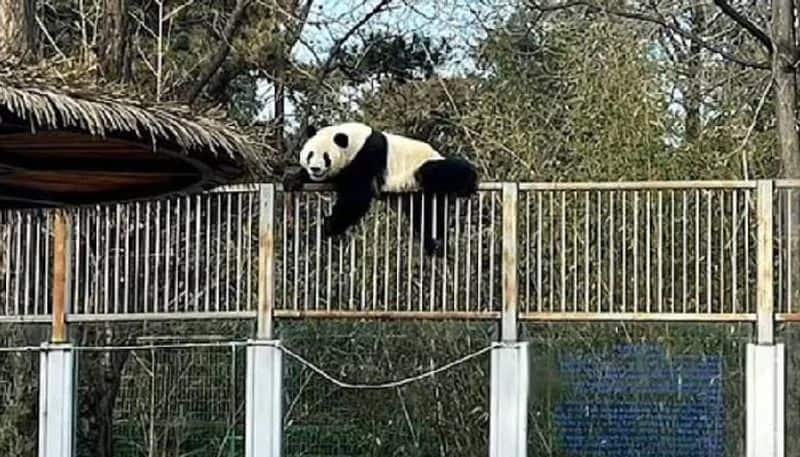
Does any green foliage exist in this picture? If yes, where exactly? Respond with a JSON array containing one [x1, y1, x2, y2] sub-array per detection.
[[338, 32, 450, 84]]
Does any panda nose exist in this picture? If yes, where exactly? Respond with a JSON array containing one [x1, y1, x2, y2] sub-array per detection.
[[309, 166, 324, 175]]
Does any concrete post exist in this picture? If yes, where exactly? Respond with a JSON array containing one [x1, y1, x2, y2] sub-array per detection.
[[747, 343, 784, 457], [38, 343, 76, 457], [245, 341, 283, 457], [489, 342, 529, 457]]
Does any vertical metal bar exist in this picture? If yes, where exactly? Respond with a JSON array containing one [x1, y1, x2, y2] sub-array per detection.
[[670, 191, 675, 312], [206, 196, 212, 311], [645, 192, 651, 313], [226, 193, 232, 311], [585, 192, 591, 311], [407, 195, 413, 310], [115, 205, 121, 314], [23, 213, 31, 315], [34, 213, 41, 314], [282, 193, 288, 309], [720, 191, 726, 313], [560, 192, 566, 312], [236, 194, 243, 311], [430, 196, 437, 311], [633, 192, 639, 312], [328, 196, 334, 311], [144, 204, 151, 313], [525, 193, 530, 312], [123, 205, 130, 313], [164, 201, 171, 312], [733, 191, 738, 313], [746, 190, 751, 312], [315, 195, 322, 310], [395, 196, 401, 310], [293, 194, 300, 311], [596, 191, 601, 312], [609, 191, 615, 311], [536, 192, 542, 311], [788, 189, 793, 313], [683, 192, 688, 313], [185, 197, 191, 312], [707, 191, 712, 313], [257, 184, 275, 339], [154, 201, 161, 312], [501, 184, 518, 341], [756, 180, 774, 344], [490, 192, 497, 311], [468, 197, 474, 310], [695, 190, 700, 311], [454, 198, 461, 311], [572, 192, 578, 311], [373, 204, 380, 310], [549, 192, 554, 309], [441, 196, 448, 310], [303, 194, 310, 309], [385, 196, 391, 310], [622, 192, 627, 311], [419, 196, 425, 309], [657, 191, 663, 313]]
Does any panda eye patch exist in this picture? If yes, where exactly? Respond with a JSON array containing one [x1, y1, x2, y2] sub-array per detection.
[[306, 151, 313, 163], [323, 152, 331, 167]]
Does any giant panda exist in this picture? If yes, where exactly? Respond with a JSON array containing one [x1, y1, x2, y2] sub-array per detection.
[[282, 121, 479, 257]]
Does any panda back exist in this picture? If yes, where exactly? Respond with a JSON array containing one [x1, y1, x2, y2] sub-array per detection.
[[381, 133, 442, 192]]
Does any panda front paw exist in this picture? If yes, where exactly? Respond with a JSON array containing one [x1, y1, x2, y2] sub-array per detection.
[[282, 166, 307, 192], [424, 238, 444, 258]]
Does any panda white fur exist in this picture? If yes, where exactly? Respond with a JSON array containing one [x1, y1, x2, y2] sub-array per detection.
[[282, 121, 479, 256]]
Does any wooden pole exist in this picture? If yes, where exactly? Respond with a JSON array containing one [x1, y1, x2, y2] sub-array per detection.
[[756, 180, 774, 344], [51, 209, 69, 343], [257, 184, 275, 339], [502, 183, 519, 342]]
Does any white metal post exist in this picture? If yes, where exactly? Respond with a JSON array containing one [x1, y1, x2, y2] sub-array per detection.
[[38, 343, 76, 457], [747, 343, 785, 457], [245, 341, 283, 457], [489, 342, 529, 457]]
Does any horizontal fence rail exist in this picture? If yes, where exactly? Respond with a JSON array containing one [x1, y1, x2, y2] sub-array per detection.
[[0, 180, 797, 325]]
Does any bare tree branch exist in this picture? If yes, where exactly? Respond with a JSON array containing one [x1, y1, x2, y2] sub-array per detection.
[[529, 0, 770, 70], [711, 0, 771, 52], [187, 0, 252, 104], [319, 0, 394, 78]]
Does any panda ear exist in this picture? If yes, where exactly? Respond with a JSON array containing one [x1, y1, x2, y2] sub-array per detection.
[[305, 124, 318, 138], [333, 133, 349, 148]]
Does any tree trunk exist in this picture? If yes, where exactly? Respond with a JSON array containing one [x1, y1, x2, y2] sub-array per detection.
[[684, 5, 705, 142], [99, 0, 131, 81], [0, 0, 37, 60], [771, 0, 800, 304]]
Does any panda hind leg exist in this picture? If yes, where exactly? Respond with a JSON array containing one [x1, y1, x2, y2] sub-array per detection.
[[415, 157, 479, 197]]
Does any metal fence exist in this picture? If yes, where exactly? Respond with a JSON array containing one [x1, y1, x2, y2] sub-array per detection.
[[0, 180, 797, 329]]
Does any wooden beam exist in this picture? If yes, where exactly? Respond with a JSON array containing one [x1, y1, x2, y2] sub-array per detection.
[[51, 210, 70, 343]]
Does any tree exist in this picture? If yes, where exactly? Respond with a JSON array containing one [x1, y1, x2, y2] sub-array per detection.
[[0, 0, 37, 60]]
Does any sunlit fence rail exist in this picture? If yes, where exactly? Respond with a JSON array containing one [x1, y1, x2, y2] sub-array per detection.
[[0, 180, 797, 325]]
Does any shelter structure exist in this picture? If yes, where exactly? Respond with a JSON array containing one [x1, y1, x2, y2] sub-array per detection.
[[0, 63, 261, 207]]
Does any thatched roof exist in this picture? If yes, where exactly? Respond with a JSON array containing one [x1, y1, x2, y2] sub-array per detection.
[[0, 62, 268, 207]]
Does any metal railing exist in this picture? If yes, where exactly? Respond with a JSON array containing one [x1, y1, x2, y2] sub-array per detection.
[[0, 180, 797, 333]]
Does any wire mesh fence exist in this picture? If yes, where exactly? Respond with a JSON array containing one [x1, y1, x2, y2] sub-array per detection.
[[0, 325, 44, 457], [278, 320, 493, 457]]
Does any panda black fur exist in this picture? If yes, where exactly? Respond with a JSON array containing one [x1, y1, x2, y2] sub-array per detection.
[[282, 121, 479, 256]]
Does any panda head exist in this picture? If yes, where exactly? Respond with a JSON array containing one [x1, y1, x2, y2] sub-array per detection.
[[299, 122, 373, 181]]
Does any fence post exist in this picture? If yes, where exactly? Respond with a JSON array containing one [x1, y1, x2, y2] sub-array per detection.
[[40, 210, 75, 457], [747, 179, 784, 457], [246, 184, 282, 457], [756, 180, 774, 344], [489, 183, 528, 457]]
